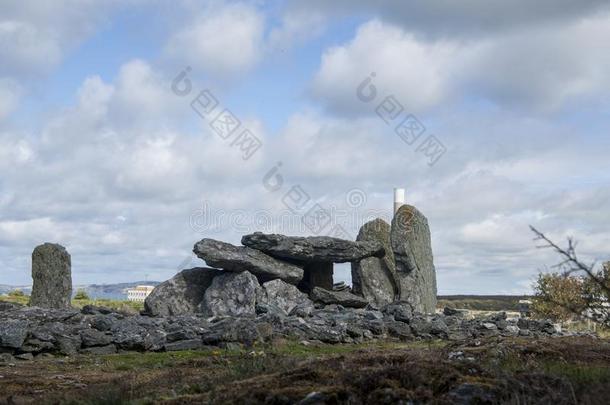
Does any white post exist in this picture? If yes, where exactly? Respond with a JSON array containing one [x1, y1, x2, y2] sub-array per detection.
[[393, 188, 405, 214]]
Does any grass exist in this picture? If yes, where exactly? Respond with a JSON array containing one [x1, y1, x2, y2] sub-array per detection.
[[1, 337, 609, 404], [0, 294, 144, 312]]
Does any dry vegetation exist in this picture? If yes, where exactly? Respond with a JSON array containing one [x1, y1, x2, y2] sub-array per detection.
[[1, 337, 609, 404]]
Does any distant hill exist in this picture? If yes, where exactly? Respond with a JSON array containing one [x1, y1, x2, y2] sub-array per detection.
[[438, 295, 531, 311], [0, 281, 160, 300]]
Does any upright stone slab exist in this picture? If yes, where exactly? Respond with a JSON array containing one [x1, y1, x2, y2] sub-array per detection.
[[351, 218, 399, 307], [30, 243, 72, 309], [390, 205, 437, 313], [298, 262, 334, 293], [144, 267, 222, 316]]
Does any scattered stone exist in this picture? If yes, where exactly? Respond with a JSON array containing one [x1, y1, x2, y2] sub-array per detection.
[[0, 353, 16, 364], [390, 205, 438, 313], [30, 243, 72, 309], [145, 267, 222, 316], [241, 232, 385, 263], [0, 320, 29, 349], [200, 271, 261, 317], [444, 307, 468, 317], [310, 287, 369, 308], [333, 281, 350, 292], [381, 302, 413, 323], [351, 218, 399, 307], [14, 353, 34, 361], [194, 239, 304, 284], [258, 279, 314, 315]]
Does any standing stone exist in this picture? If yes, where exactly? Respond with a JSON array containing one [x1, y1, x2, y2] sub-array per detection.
[[199, 271, 261, 317], [144, 267, 221, 316], [390, 205, 437, 313], [351, 219, 399, 307], [30, 243, 72, 309]]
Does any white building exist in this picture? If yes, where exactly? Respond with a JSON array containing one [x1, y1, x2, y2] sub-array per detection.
[[127, 285, 155, 302]]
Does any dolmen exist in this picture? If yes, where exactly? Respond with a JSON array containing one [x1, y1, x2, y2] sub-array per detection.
[[146, 205, 438, 317]]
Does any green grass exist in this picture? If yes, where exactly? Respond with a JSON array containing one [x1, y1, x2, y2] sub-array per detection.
[[0, 295, 144, 312]]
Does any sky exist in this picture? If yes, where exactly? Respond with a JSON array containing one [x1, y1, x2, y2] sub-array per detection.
[[0, 0, 609, 293]]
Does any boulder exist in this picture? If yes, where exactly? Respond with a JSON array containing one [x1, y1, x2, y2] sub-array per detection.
[[0, 319, 29, 349], [391, 205, 438, 313], [351, 219, 399, 307], [200, 271, 261, 317], [144, 267, 221, 316], [259, 279, 314, 315], [310, 287, 369, 308], [193, 239, 304, 285], [241, 232, 385, 263], [30, 243, 72, 309]]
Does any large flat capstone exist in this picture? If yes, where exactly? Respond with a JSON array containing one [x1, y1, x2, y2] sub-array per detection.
[[241, 232, 385, 263], [193, 239, 304, 285]]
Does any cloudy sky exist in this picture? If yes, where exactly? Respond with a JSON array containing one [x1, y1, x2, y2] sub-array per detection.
[[1, 0, 609, 293]]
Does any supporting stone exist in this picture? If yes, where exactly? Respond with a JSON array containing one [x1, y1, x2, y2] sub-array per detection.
[[298, 262, 333, 292]]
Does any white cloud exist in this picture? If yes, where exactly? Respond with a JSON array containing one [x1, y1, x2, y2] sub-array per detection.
[[312, 20, 460, 115], [0, 79, 21, 120], [311, 13, 610, 114], [165, 2, 265, 77]]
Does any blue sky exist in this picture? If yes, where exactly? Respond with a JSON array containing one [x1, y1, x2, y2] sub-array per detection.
[[1, 0, 609, 294]]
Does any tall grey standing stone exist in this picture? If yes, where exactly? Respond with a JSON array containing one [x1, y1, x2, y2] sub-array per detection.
[[390, 205, 437, 313], [351, 218, 399, 307], [30, 243, 72, 309], [199, 271, 261, 317], [144, 267, 221, 316]]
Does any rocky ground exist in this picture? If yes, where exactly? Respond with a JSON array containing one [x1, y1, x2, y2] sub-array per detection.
[[1, 336, 609, 404], [0, 300, 584, 358]]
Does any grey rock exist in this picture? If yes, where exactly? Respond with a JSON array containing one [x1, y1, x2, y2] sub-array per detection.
[[443, 307, 468, 317], [15, 353, 34, 361], [351, 219, 399, 307], [310, 287, 369, 308], [391, 205, 438, 313], [259, 279, 314, 315], [0, 353, 16, 364], [30, 243, 72, 309], [55, 334, 81, 355], [381, 302, 413, 323], [0, 319, 29, 349], [80, 329, 112, 347], [144, 267, 222, 316], [194, 239, 304, 285], [241, 232, 385, 263], [200, 271, 261, 317], [386, 320, 413, 340]]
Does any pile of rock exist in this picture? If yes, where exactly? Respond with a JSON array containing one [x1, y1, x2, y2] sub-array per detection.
[[0, 301, 575, 358], [146, 205, 438, 317], [145, 231, 389, 317]]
